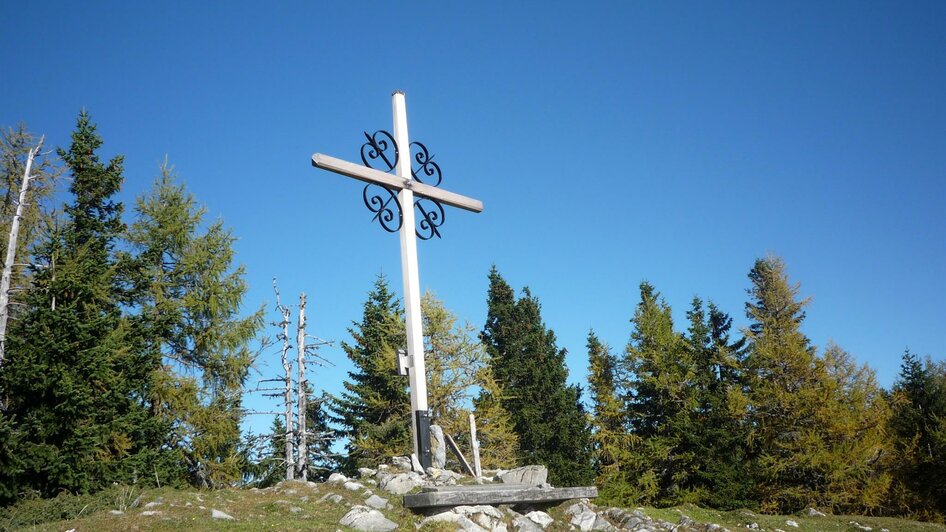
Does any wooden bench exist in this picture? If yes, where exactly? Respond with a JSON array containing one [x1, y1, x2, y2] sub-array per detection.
[[402, 483, 598, 510]]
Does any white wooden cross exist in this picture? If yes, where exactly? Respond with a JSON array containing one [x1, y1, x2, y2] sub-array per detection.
[[311, 91, 483, 469]]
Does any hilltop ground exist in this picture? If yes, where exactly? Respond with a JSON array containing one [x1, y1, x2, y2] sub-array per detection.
[[2, 476, 943, 532]]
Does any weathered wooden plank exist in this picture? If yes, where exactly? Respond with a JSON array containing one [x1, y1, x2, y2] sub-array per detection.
[[444, 433, 476, 477], [403, 486, 598, 509], [311, 153, 484, 213], [422, 483, 533, 493]]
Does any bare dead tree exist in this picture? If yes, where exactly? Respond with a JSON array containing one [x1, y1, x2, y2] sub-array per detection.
[[273, 279, 295, 481], [296, 292, 308, 480], [0, 135, 43, 362]]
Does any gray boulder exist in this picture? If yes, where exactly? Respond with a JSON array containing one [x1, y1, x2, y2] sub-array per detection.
[[211, 509, 234, 520], [365, 494, 391, 510], [513, 515, 544, 532], [430, 425, 447, 468], [327, 472, 349, 484], [391, 456, 412, 470], [498, 465, 548, 486], [379, 471, 423, 495], [339, 505, 398, 531], [525, 510, 554, 528], [423, 511, 486, 532]]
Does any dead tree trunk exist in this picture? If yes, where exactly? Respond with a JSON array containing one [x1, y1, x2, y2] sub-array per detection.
[[273, 280, 295, 481], [0, 136, 42, 362], [296, 292, 308, 480]]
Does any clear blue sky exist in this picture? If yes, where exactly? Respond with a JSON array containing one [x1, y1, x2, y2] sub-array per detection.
[[2, 1, 944, 435]]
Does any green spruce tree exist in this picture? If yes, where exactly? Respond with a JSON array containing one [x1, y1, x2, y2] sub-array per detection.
[[0, 111, 163, 501], [622, 281, 693, 505], [330, 275, 409, 472], [887, 351, 946, 520], [683, 297, 753, 509], [481, 267, 594, 486]]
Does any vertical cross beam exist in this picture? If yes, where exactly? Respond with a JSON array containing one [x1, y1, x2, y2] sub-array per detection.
[[392, 91, 432, 469]]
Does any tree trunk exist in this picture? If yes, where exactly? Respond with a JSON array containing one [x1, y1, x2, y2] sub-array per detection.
[[296, 292, 308, 481], [275, 281, 295, 481], [0, 136, 42, 362]]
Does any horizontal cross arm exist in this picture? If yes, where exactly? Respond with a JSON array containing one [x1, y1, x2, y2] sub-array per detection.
[[312, 153, 484, 213]]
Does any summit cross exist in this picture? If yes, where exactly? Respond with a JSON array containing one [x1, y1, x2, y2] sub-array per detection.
[[311, 91, 483, 469]]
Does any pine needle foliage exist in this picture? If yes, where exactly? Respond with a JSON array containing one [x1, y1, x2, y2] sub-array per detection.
[[481, 266, 594, 486], [0, 112, 165, 502], [330, 275, 410, 473], [887, 351, 946, 521], [127, 162, 263, 488]]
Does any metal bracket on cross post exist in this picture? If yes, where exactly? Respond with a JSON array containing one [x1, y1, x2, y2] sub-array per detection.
[[397, 348, 432, 469], [415, 410, 432, 470]]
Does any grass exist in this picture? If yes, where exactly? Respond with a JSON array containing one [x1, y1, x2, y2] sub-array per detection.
[[1, 482, 943, 531]]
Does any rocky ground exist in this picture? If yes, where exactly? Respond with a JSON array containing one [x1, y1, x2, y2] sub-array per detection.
[[3, 460, 944, 531]]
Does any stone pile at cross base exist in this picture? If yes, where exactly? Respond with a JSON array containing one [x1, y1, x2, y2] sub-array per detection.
[[312, 456, 733, 532]]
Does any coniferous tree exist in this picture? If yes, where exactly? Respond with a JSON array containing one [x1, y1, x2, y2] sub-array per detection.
[[303, 391, 338, 481], [742, 256, 820, 512], [683, 297, 753, 509], [622, 281, 693, 505], [126, 163, 262, 488], [887, 351, 946, 520], [742, 256, 890, 513], [814, 343, 891, 514], [472, 361, 519, 469], [586, 330, 635, 503], [481, 267, 594, 486], [423, 291, 483, 444], [330, 275, 409, 473], [0, 112, 163, 501]]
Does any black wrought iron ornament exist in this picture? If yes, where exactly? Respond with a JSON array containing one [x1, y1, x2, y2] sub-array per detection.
[[358, 130, 447, 240]]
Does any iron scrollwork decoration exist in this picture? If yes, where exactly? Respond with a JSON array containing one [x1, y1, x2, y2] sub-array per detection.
[[358, 130, 447, 240], [360, 130, 402, 233]]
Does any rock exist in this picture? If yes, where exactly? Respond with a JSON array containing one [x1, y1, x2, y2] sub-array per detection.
[[747, 523, 759, 530], [570, 509, 598, 531], [848, 521, 872, 531], [513, 515, 544, 532], [424, 511, 486, 532], [140, 510, 161, 516], [379, 471, 423, 494], [328, 472, 349, 484], [410, 453, 424, 473], [430, 425, 447, 468], [525, 510, 554, 528], [498, 465, 548, 486], [344, 480, 366, 491], [319, 492, 346, 504], [601, 508, 648, 530], [290, 506, 302, 513], [391, 455, 412, 471], [144, 501, 162, 509], [212, 509, 235, 520], [706, 525, 728, 532], [365, 494, 390, 510], [590, 516, 614, 531], [678, 515, 695, 527], [109, 510, 124, 515], [805, 507, 826, 517], [785, 519, 799, 528], [358, 467, 377, 479], [451, 505, 506, 529], [339, 505, 398, 531]]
